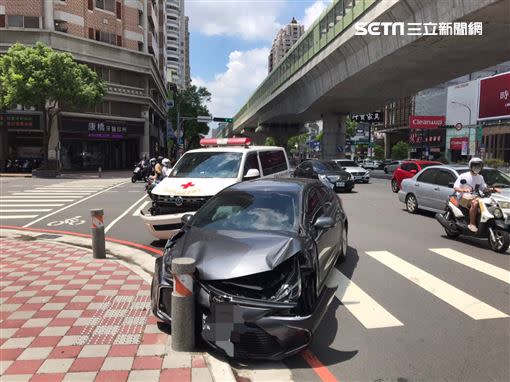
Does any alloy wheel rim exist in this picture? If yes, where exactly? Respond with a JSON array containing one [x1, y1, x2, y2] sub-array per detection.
[[407, 196, 416, 211], [491, 230, 504, 250]]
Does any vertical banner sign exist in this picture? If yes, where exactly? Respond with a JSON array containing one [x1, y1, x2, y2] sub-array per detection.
[[461, 141, 469, 156]]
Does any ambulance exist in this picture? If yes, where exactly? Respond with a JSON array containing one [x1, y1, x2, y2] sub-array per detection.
[[140, 138, 291, 239]]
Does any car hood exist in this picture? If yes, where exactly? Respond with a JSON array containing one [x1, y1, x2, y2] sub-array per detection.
[[493, 189, 510, 200], [165, 227, 302, 280], [152, 177, 238, 197], [341, 166, 365, 172]]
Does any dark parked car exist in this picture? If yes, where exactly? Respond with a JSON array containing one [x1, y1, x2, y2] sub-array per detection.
[[151, 178, 348, 360], [293, 159, 354, 192]]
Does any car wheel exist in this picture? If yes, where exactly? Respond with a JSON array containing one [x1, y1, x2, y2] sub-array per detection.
[[131, 175, 137, 183], [345, 187, 353, 193], [406, 194, 418, 214], [443, 210, 459, 239], [391, 179, 399, 193]]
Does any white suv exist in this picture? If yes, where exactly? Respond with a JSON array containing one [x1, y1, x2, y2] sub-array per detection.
[[140, 138, 291, 239]]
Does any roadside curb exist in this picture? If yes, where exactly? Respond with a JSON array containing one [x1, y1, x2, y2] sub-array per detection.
[[0, 226, 237, 382], [0, 173, 32, 178]]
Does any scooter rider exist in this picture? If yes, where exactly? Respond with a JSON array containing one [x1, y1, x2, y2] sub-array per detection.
[[453, 157, 500, 232], [161, 158, 172, 177]]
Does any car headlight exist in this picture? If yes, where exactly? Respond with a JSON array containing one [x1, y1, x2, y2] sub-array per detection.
[[318, 174, 334, 188], [326, 175, 340, 182], [498, 201, 510, 209], [271, 258, 301, 303]]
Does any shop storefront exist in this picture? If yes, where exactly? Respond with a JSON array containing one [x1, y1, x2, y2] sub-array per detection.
[[60, 116, 144, 170], [409, 128, 446, 160], [445, 125, 477, 162], [0, 112, 43, 159]]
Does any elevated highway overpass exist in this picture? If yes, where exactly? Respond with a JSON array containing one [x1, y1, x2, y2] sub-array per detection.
[[232, 0, 510, 158]]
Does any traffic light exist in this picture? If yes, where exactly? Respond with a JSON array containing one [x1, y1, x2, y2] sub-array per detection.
[[213, 117, 233, 123]]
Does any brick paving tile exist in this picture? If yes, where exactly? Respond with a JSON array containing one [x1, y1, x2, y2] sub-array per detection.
[[0, 237, 216, 382]]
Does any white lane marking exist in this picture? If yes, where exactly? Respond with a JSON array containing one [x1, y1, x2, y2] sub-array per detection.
[[0, 215, 39, 219], [366, 251, 508, 320], [430, 248, 510, 285], [0, 199, 75, 202], [0, 204, 64, 207], [132, 201, 150, 216], [11, 193, 90, 196], [326, 268, 403, 329], [33, 189, 101, 192], [23, 181, 128, 228], [15, 191, 92, 194], [105, 194, 148, 233], [0, 209, 51, 212]]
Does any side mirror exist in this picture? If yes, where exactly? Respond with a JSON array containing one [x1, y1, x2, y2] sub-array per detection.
[[448, 182, 454, 188], [314, 215, 335, 229], [181, 214, 194, 226], [244, 168, 260, 179]]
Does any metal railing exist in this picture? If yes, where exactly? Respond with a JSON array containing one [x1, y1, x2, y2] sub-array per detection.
[[234, 0, 378, 126]]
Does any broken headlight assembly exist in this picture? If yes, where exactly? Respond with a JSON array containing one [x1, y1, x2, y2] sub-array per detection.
[[208, 256, 302, 304]]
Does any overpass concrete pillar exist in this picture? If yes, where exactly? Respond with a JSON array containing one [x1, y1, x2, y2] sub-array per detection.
[[384, 133, 391, 159], [322, 113, 347, 160]]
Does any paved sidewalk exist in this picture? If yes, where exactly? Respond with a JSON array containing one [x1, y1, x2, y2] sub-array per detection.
[[0, 235, 216, 382]]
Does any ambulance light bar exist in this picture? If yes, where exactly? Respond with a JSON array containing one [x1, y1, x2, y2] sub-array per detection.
[[200, 138, 252, 146]]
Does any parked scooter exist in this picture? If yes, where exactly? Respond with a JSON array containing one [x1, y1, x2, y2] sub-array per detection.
[[436, 179, 510, 253]]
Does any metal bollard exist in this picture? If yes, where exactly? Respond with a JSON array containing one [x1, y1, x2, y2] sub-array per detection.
[[90, 209, 106, 259], [171, 257, 196, 351], [98, 166, 102, 178]]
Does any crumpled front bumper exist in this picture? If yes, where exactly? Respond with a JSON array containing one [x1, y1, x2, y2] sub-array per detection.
[[150, 257, 336, 360], [140, 211, 194, 240]]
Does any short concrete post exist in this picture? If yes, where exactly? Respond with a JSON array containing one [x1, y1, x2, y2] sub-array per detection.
[[171, 258, 196, 351], [98, 166, 102, 178], [90, 209, 105, 259]]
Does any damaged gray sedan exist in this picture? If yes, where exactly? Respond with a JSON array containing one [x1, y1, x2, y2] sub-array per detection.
[[151, 178, 348, 360]]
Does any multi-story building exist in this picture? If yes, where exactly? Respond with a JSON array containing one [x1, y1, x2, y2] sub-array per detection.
[[183, 15, 190, 88], [268, 17, 304, 74], [0, 0, 168, 170], [165, 0, 188, 89]]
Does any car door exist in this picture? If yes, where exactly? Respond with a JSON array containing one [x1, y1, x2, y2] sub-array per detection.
[[432, 169, 457, 211], [414, 168, 441, 209], [305, 186, 333, 287]]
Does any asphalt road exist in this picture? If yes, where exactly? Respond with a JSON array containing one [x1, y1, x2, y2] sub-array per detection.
[[1, 174, 509, 381]]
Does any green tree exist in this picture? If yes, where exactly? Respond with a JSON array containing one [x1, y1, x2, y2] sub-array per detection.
[[315, 131, 323, 142], [0, 43, 106, 168], [392, 141, 410, 160], [169, 85, 211, 150], [346, 117, 357, 138], [287, 133, 308, 154], [374, 144, 384, 160], [264, 136, 276, 146]]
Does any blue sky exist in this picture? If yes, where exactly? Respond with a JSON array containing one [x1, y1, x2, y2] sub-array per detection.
[[186, 0, 331, 124]]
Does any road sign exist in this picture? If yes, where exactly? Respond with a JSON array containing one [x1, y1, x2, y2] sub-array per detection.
[[197, 116, 213, 123], [213, 117, 234, 123], [455, 122, 463, 131], [476, 126, 483, 142]]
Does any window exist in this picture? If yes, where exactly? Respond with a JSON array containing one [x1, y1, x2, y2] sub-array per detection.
[[417, 168, 440, 184], [138, 10, 143, 26], [407, 163, 418, 172], [138, 41, 144, 51], [88, 0, 93, 10], [116, 35, 122, 47], [170, 152, 242, 179], [7, 15, 23, 27], [116, 1, 121, 19], [95, 30, 117, 45], [96, 0, 115, 12], [0, 15, 5, 28], [306, 188, 324, 225], [436, 171, 456, 188], [88, 27, 94, 39], [243, 153, 260, 176], [259, 150, 287, 175]]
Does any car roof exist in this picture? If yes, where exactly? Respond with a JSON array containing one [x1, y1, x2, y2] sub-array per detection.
[[419, 165, 496, 172], [226, 178, 320, 194], [403, 160, 442, 164], [184, 146, 285, 154]]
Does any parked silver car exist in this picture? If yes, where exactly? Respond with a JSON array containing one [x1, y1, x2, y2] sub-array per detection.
[[384, 160, 404, 174], [398, 165, 510, 214], [331, 159, 370, 183]]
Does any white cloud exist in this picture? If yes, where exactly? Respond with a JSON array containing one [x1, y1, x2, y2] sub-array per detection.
[[302, 0, 332, 30], [192, 47, 270, 123], [186, 1, 284, 41]]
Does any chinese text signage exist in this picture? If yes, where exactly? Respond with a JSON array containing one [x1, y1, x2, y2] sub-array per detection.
[[478, 72, 510, 120]]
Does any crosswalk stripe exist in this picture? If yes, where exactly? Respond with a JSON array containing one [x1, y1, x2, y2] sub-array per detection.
[[34, 189, 101, 192], [0, 204, 64, 207], [0, 209, 51, 212], [133, 201, 150, 216], [430, 248, 510, 285], [366, 251, 508, 320], [326, 268, 403, 329], [0, 198, 76, 201], [0, 215, 39, 219], [16, 191, 91, 194]]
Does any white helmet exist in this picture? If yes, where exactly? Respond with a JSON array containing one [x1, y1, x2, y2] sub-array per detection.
[[469, 157, 483, 174], [162, 158, 170, 166]]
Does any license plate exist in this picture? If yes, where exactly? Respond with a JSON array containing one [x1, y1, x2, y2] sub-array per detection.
[[336, 182, 345, 187], [355, 176, 362, 180]]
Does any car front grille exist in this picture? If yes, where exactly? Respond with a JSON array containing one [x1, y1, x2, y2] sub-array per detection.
[[152, 196, 211, 215], [352, 172, 366, 176], [231, 325, 282, 358]]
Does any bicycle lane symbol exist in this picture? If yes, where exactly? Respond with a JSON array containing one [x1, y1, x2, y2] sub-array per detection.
[[47, 216, 86, 227]]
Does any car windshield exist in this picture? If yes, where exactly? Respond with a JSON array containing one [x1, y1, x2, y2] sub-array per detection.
[[315, 161, 338, 171], [170, 152, 242, 178], [481, 169, 510, 188], [192, 190, 300, 232]]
